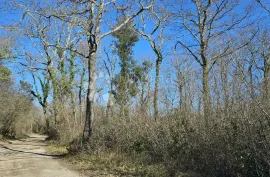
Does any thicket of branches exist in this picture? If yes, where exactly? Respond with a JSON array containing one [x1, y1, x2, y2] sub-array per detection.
[[0, 0, 269, 176], [0, 48, 36, 138]]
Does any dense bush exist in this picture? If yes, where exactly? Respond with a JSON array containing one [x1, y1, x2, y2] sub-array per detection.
[[0, 65, 35, 138], [66, 104, 270, 177]]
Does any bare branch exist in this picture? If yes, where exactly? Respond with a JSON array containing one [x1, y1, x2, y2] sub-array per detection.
[[100, 3, 153, 39], [175, 41, 203, 66], [256, 0, 270, 14]]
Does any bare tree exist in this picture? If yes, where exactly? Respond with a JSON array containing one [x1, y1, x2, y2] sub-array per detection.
[[45, 0, 153, 143], [103, 48, 117, 119], [247, 30, 270, 104], [257, 32, 270, 103], [219, 58, 231, 117], [11, 2, 80, 131], [138, 61, 152, 116], [173, 0, 254, 130], [31, 73, 50, 115], [136, 3, 169, 119], [171, 55, 186, 111]]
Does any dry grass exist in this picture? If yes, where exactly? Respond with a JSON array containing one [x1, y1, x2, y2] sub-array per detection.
[[47, 145, 68, 155], [64, 152, 184, 177]]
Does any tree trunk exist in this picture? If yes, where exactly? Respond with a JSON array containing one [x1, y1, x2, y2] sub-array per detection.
[[263, 57, 269, 103], [83, 51, 96, 143], [79, 67, 86, 126], [71, 91, 77, 128], [177, 71, 183, 110], [79, 87, 83, 125], [263, 71, 269, 102], [49, 68, 59, 127], [248, 64, 256, 111], [140, 85, 145, 113], [221, 63, 230, 118], [105, 94, 111, 119], [53, 91, 59, 126], [154, 56, 162, 120], [202, 64, 211, 130], [105, 85, 113, 120]]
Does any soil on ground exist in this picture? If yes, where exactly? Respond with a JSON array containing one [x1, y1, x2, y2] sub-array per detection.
[[0, 134, 84, 177]]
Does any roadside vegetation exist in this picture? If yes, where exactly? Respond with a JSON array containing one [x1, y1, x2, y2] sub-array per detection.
[[0, 40, 40, 139]]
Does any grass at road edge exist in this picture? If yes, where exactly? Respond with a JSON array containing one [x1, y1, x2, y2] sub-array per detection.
[[65, 152, 168, 177], [47, 144, 68, 155], [47, 145, 198, 177]]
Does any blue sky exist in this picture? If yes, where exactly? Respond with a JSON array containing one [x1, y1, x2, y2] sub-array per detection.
[[0, 1, 159, 107], [0, 0, 269, 108]]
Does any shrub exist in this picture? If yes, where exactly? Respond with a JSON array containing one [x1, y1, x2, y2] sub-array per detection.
[[66, 106, 270, 177]]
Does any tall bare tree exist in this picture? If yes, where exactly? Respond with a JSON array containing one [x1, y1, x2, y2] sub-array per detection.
[[173, 0, 253, 130], [250, 31, 270, 104], [11, 2, 80, 130], [136, 3, 169, 119], [46, 0, 153, 143]]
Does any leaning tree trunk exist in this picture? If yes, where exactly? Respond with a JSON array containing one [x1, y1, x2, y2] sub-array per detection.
[[83, 51, 97, 143]]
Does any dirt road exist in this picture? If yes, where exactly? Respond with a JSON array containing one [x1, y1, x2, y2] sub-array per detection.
[[0, 134, 84, 177]]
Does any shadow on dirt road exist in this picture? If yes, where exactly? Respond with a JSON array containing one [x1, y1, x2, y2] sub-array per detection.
[[0, 134, 83, 177]]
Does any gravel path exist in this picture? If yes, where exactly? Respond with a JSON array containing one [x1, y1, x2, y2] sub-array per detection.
[[0, 134, 84, 177]]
